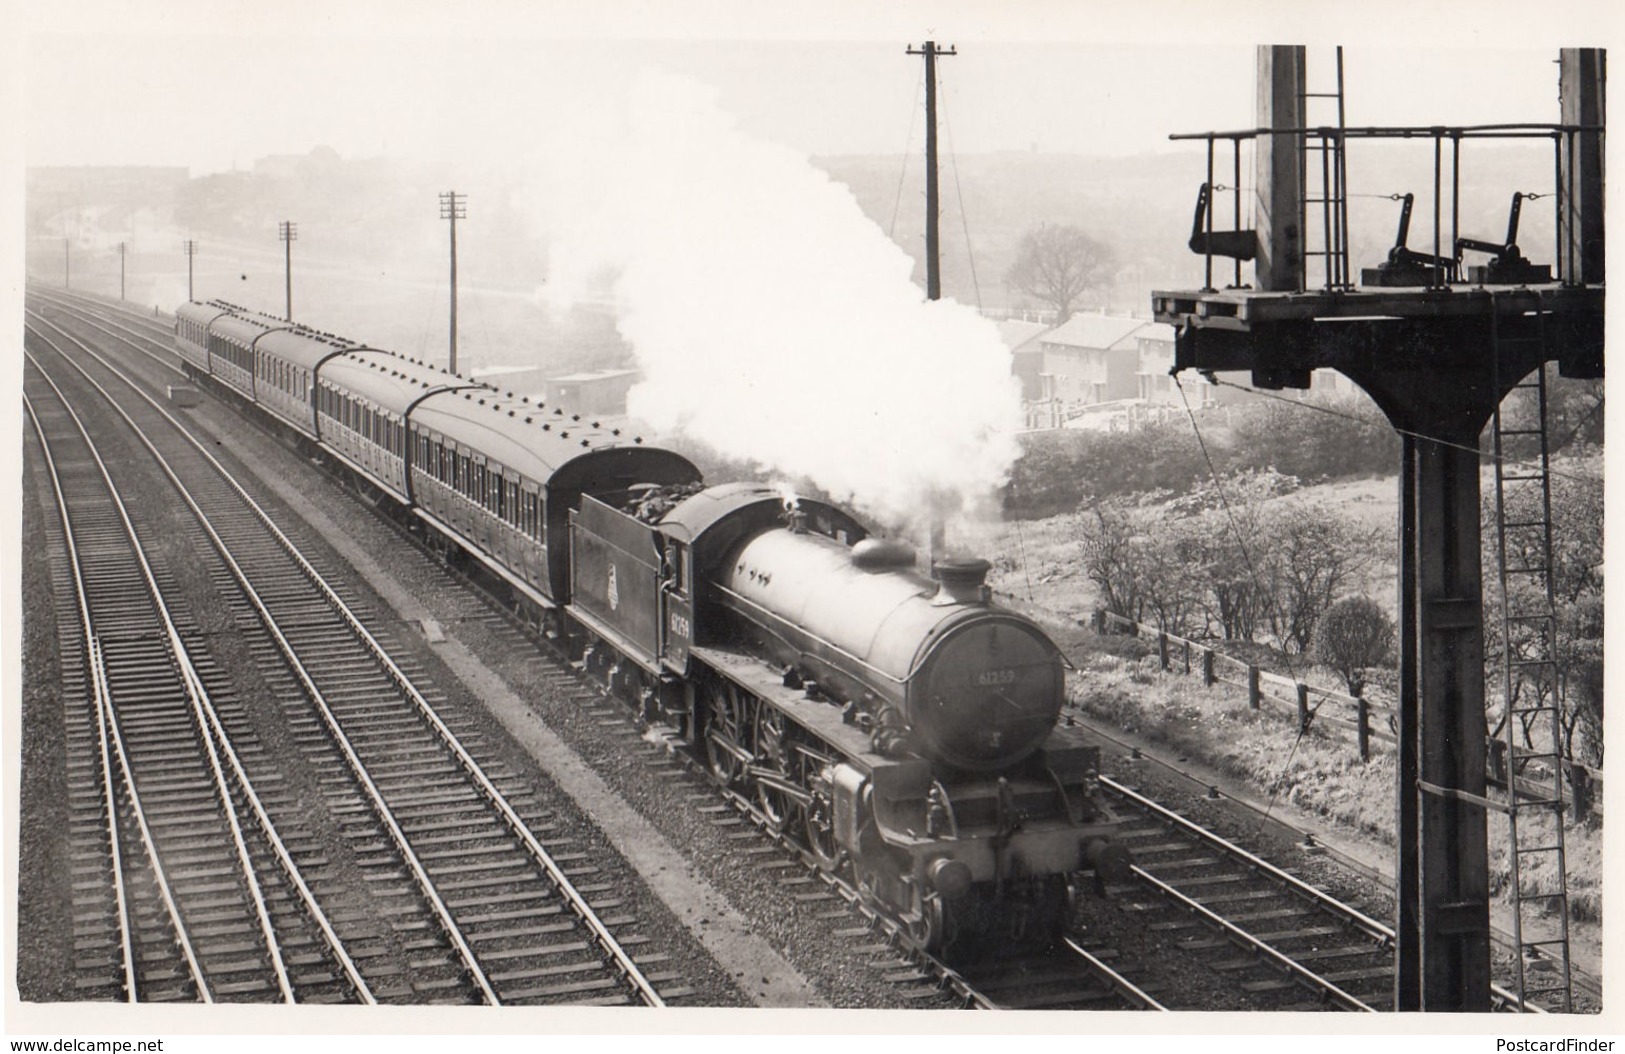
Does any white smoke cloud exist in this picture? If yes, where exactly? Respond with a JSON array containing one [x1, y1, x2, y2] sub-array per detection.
[[542, 69, 1023, 536]]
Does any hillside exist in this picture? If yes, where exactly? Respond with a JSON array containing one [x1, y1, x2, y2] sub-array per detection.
[[27, 138, 1560, 346]]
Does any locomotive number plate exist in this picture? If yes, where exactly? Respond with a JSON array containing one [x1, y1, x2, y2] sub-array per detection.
[[975, 668, 1018, 687]]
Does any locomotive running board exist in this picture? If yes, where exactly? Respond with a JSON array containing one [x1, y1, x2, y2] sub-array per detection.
[[690, 645, 881, 770]]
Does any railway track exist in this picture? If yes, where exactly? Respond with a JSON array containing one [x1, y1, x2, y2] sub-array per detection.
[[25, 360, 365, 1003], [25, 289, 1581, 1013], [1100, 776, 1389, 1010], [23, 308, 686, 1006]]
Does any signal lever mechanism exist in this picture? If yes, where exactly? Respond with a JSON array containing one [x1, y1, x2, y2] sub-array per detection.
[[1455, 192, 1552, 285], [1187, 182, 1255, 261], [1362, 193, 1460, 286]]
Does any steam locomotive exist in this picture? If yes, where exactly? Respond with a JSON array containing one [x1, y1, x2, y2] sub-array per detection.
[[173, 299, 1131, 958]]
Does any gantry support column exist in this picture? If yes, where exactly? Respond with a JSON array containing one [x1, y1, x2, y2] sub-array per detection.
[[1355, 367, 1499, 1013], [1403, 428, 1492, 1010], [1254, 45, 1304, 292]]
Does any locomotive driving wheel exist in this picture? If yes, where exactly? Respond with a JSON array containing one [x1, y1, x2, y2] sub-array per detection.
[[803, 773, 844, 872], [704, 680, 746, 786], [1003, 876, 1073, 949], [753, 708, 795, 832], [903, 892, 949, 956]]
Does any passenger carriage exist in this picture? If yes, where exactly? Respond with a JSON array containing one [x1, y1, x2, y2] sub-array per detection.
[[408, 386, 699, 612], [205, 309, 286, 401]]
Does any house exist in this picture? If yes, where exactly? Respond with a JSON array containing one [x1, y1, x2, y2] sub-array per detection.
[[1135, 323, 1361, 413], [997, 319, 1051, 404], [546, 368, 640, 417], [1027, 313, 1148, 427], [1135, 323, 1220, 409]]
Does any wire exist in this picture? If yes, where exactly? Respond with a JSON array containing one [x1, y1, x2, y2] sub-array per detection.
[[1205, 376, 1603, 484], [887, 75, 922, 241], [1174, 375, 1340, 827], [1014, 517, 1033, 602], [938, 89, 983, 310]]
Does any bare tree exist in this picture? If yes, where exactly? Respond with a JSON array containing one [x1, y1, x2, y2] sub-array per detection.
[[1259, 504, 1383, 654], [1004, 224, 1113, 322]]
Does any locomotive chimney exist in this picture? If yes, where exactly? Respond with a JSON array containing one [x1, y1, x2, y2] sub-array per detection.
[[930, 557, 991, 606]]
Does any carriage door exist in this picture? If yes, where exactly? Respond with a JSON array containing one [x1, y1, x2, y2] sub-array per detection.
[[659, 540, 693, 671]]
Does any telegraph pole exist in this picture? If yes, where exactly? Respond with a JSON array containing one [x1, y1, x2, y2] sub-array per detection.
[[119, 242, 126, 300], [440, 191, 466, 374], [906, 40, 956, 300], [184, 240, 198, 301], [907, 40, 956, 566], [278, 221, 297, 320]]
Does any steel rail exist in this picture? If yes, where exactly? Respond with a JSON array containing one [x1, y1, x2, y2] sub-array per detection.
[[1130, 863, 1378, 1012], [31, 330, 451, 1005], [1061, 936, 1168, 1010], [34, 293, 186, 372], [26, 352, 297, 1002], [23, 398, 139, 1002], [1101, 764, 1546, 1012], [1103, 775, 1392, 943], [179, 647, 379, 1003], [32, 304, 666, 1007], [22, 387, 212, 1003]]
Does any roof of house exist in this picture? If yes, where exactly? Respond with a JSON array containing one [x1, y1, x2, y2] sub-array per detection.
[[1134, 322, 1176, 344], [1040, 313, 1152, 352], [548, 368, 640, 384], [996, 319, 1051, 354]]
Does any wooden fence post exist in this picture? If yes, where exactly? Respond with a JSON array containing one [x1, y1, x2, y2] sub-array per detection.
[[1202, 648, 1215, 686], [1357, 696, 1371, 761], [1158, 631, 1169, 671], [1247, 665, 1260, 709], [1183, 639, 1192, 674], [1297, 683, 1310, 733]]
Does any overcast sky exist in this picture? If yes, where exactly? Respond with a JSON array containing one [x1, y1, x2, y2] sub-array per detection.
[[13, 1, 1619, 175]]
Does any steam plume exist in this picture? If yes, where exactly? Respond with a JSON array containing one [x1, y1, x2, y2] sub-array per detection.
[[543, 70, 1022, 534]]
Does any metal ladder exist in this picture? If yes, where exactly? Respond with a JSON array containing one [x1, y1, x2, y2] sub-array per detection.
[[1299, 45, 1351, 291], [1489, 304, 1573, 1012]]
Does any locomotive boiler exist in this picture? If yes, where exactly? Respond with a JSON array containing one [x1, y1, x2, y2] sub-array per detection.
[[574, 481, 1132, 954]]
